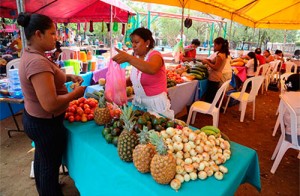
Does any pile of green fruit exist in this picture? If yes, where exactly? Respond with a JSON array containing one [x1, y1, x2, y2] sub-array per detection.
[[102, 118, 124, 146], [101, 109, 187, 146], [186, 64, 208, 80]]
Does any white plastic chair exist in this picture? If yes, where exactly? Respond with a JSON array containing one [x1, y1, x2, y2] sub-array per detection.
[[285, 61, 297, 73], [270, 97, 300, 174], [223, 76, 264, 122], [272, 72, 294, 136], [265, 60, 281, 91], [255, 63, 270, 94], [186, 80, 230, 127], [6, 58, 20, 76]]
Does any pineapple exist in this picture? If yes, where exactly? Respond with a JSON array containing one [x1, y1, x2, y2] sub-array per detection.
[[94, 95, 111, 125], [149, 130, 176, 184], [117, 105, 139, 162], [133, 126, 156, 173]]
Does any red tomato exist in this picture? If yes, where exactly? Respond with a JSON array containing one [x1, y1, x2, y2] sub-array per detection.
[[84, 108, 91, 114], [83, 104, 90, 109], [79, 103, 84, 108], [75, 115, 81, 122], [68, 115, 75, 123], [78, 97, 86, 103], [87, 113, 94, 120], [76, 107, 84, 115], [68, 106, 76, 113], [81, 114, 88, 122], [88, 101, 96, 108]]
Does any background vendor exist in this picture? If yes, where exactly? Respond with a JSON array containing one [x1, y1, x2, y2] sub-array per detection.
[[112, 27, 174, 119], [182, 38, 200, 62]]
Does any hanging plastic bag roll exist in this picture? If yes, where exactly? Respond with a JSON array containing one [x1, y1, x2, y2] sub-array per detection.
[[105, 59, 127, 106]]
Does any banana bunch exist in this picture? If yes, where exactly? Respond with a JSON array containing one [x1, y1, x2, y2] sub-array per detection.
[[85, 90, 105, 100], [200, 126, 221, 136]]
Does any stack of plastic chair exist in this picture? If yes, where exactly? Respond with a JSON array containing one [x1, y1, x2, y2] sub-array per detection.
[[265, 60, 281, 92], [186, 80, 230, 128], [270, 97, 300, 174], [285, 61, 297, 73], [223, 76, 264, 122], [6, 58, 20, 76]]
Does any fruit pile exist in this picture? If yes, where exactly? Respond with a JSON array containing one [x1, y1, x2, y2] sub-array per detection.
[[100, 104, 231, 192], [166, 70, 184, 88], [185, 64, 208, 80], [102, 117, 124, 146], [65, 97, 98, 123]]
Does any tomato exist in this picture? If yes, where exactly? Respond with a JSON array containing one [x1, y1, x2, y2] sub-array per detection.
[[64, 112, 70, 119], [79, 103, 84, 108], [81, 114, 88, 122], [75, 115, 81, 122], [84, 108, 91, 114], [88, 101, 96, 108], [68, 115, 75, 123], [68, 106, 76, 113], [78, 97, 86, 103], [83, 104, 90, 109], [87, 113, 94, 120], [76, 107, 84, 115]]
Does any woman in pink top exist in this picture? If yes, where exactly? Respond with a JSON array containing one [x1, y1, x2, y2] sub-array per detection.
[[113, 27, 174, 119], [17, 12, 85, 195]]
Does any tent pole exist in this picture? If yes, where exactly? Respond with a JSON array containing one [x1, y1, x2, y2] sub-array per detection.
[[16, 0, 27, 52], [181, 6, 184, 40]]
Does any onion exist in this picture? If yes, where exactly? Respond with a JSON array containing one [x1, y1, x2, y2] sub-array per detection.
[[198, 171, 208, 180], [183, 143, 191, 152], [184, 157, 193, 164], [195, 145, 204, 153], [173, 135, 182, 143], [204, 167, 214, 176], [198, 162, 205, 171], [166, 127, 175, 136], [175, 174, 184, 183], [189, 132, 197, 141], [176, 151, 183, 159], [184, 173, 191, 182], [214, 171, 224, 180], [184, 164, 194, 173], [170, 178, 181, 191], [183, 152, 191, 159], [190, 172, 197, 180], [190, 149, 197, 157], [176, 165, 184, 174], [219, 165, 228, 174], [161, 131, 168, 139]]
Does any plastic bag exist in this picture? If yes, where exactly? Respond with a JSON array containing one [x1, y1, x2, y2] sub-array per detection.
[[105, 59, 127, 106], [172, 40, 184, 63]]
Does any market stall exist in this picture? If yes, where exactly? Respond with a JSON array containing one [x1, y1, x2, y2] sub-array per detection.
[[63, 121, 261, 195]]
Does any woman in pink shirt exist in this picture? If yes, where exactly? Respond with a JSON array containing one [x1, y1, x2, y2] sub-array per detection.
[[113, 27, 174, 119]]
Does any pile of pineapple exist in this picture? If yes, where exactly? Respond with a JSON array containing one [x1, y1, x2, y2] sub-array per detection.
[[113, 105, 231, 192]]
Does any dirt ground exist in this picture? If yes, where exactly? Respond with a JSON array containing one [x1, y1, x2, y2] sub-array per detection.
[[0, 86, 299, 195]]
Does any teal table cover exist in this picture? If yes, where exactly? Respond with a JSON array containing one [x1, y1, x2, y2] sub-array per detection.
[[64, 121, 261, 196]]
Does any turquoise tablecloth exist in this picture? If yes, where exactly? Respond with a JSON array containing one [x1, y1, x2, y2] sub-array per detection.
[[63, 121, 261, 196]]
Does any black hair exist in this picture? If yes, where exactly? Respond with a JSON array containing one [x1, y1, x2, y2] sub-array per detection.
[[275, 49, 283, 56], [285, 73, 300, 91], [247, 51, 258, 72], [130, 27, 155, 49], [191, 39, 200, 46], [17, 12, 53, 41], [265, 50, 271, 54], [214, 37, 230, 58], [255, 48, 261, 55]]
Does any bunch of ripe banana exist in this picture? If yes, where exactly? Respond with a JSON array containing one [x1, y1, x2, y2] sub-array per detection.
[[199, 126, 230, 141]]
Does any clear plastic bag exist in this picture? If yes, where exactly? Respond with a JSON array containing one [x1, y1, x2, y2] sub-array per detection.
[[105, 59, 127, 106]]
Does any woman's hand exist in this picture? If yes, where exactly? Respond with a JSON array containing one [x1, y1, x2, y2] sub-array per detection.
[[67, 74, 83, 85], [112, 48, 130, 64]]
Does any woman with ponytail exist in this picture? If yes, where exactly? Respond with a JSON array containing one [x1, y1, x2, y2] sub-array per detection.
[[17, 12, 85, 195], [202, 37, 230, 103], [245, 51, 259, 78]]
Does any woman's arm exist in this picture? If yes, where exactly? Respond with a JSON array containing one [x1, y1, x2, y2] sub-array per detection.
[[112, 48, 163, 75], [202, 55, 224, 70], [31, 72, 86, 114], [9, 40, 21, 52]]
